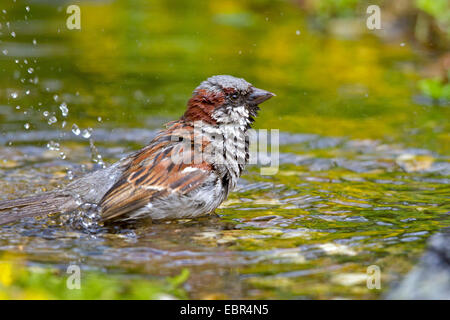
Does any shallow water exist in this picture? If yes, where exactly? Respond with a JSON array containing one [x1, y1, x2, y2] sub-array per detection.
[[0, 0, 449, 299]]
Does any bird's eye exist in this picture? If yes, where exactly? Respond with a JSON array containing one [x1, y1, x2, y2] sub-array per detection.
[[231, 93, 239, 100]]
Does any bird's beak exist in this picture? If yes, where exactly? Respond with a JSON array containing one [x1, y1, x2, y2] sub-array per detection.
[[249, 87, 276, 105]]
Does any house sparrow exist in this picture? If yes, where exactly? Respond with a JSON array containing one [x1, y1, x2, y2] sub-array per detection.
[[0, 75, 274, 225]]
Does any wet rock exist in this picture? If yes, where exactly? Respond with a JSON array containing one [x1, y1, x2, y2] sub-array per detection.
[[259, 248, 306, 264], [331, 273, 368, 286], [387, 229, 450, 300], [277, 132, 318, 145], [251, 215, 280, 222], [260, 228, 284, 235], [280, 229, 311, 239], [396, 154, 434, 172], [318, 243, 357, 256], [0, 159, 19, 168], [308, 137, 343, 150]]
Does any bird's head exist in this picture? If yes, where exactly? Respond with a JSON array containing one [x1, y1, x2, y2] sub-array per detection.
[[183, 75, 275, 128]]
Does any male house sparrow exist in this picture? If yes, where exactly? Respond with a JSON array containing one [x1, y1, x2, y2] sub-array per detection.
[[0, 75, 274, 225]]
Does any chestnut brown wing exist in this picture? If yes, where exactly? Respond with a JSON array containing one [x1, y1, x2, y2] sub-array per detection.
[[99, 129, 211, 221]]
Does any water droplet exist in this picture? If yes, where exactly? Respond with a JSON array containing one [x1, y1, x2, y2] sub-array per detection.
[[2, 49, 8, 55], [400, 42, 405, 47], [32, 39, 37, 45], [89, 139, 105, 168], [82, 128, 92, 139], [27, 67, 34, 74], [25, 6, 30, 12], [59, 102, 69, 116], [46, 140, 60, 151], [60, 152, 66, 159], [48, 116, 57, 124], [74, 194, 83, 206], [296, 30, 301, 35], [24, 123, 30, 129], [43, 111, 49, 117], [25, 90, 30, 95], [53, 94, 59, 101], [72, 124, 81, 136], [10, 92, 18, 99], [11, 31, 16, 38], [66, 170, 74, 180], [97, 116, 102, 122]]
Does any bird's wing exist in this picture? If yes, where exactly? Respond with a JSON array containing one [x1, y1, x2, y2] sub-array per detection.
[[99, 124, 212, 221]]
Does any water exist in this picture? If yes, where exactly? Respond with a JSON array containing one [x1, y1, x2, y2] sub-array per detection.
[[0, 0, 449, 299]]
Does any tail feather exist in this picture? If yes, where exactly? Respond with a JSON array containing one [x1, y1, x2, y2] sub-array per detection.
[[0, 193, 76, 225], [0, 195, 52, 210]]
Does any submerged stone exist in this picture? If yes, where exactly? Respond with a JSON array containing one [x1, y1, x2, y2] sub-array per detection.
[[387, 229, 450, 300]]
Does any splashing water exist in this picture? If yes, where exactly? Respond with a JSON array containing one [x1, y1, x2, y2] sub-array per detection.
[[71, 124, 81, 135], [89, 138, 106, 168], [81, 128, 92, 139], [46, 140, 60, 151], [62, 203, 104, 233], [47, 116, 57, 125], [59, 102, 69, 117]]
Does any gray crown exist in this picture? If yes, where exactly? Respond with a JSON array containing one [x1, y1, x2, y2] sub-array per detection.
[[195, 75, 252, 93]]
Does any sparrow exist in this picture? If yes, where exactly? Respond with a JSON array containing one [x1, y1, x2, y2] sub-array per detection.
[[0, 75, 274, 226]]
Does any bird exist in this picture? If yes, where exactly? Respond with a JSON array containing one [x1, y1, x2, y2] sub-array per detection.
[[0, 75, 275, 226]]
